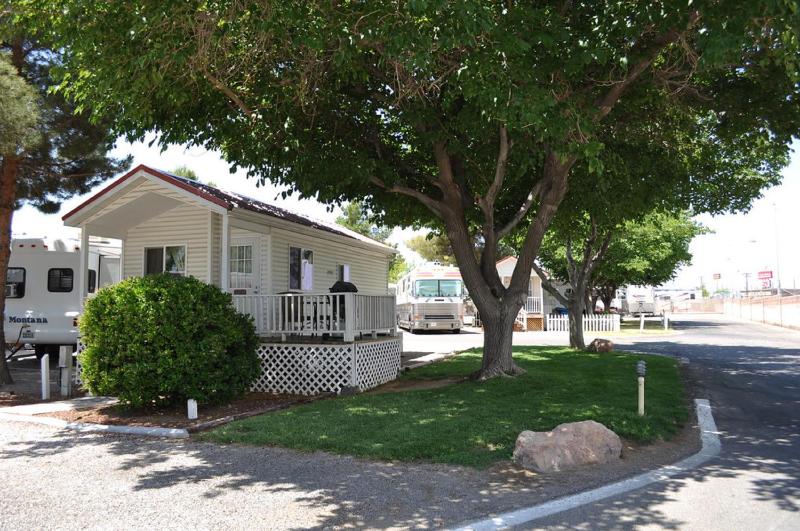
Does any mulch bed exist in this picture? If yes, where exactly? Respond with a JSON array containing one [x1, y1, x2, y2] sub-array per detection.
[[36, 392, 322, 431]]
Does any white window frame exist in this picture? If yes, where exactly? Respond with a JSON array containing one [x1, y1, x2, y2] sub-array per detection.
[[143, 244, 188, 276]]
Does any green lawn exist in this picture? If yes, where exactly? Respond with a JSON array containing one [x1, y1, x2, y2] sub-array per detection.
[[201, 347, 688, 468]]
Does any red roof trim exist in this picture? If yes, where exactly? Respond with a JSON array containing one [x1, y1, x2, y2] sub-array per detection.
[[62, 164, 232, 221]]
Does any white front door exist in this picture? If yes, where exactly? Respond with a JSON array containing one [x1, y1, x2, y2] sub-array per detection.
[[229, 237, 260, 295]]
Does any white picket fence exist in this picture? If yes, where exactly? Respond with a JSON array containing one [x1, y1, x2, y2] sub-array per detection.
[[546, 314, 620, 332]]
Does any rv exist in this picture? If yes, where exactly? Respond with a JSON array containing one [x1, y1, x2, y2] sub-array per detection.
[[619, 285, 657, 316], [396, 264, 464, 333], [5, 237, 120, 358]]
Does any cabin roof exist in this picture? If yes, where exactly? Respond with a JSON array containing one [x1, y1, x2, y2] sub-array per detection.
[[63, 164, 395, 252]]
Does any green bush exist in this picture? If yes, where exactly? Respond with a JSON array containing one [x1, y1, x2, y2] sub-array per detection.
[[79, 274, 260, 407]]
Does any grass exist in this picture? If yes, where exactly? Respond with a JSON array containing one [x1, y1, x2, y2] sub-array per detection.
[[201, 347, 688, 468]]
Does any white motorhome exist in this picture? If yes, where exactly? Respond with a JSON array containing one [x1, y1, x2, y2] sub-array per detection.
[[619, 285, 657, 316], [396, 264, 464, 333], [5, 237, 120, 357]]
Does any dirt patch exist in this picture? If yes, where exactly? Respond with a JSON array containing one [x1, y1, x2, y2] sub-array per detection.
[[36, 392, 315, 430], [367, 376, 466, 394]]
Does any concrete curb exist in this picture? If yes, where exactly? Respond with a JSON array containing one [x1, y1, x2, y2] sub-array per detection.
[[453, 398, 721, 531], [0, 411, 189, 439]]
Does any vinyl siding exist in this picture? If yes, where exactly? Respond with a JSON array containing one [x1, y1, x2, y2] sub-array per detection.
[[123, 203, 210, 280], [269, 225, 390, 295]]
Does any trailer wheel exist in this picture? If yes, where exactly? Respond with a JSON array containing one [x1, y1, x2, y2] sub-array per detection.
[[452, 329, 461, 334]]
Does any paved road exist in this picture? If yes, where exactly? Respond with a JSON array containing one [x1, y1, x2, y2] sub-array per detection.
[[523, 314, 800, 530]]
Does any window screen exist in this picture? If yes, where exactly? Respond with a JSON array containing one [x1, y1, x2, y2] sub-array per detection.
[[6, 268, 25, 298], [164, 246, 186, 275], [48, 268, 74, 293]]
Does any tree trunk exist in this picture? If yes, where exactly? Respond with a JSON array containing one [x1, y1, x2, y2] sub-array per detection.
[[567, 297, 586, 350], [477, 301, 524, 379], [0, 155, 19, 385]]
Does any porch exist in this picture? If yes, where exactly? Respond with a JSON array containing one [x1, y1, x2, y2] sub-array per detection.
[[232, 292, 397, 342]]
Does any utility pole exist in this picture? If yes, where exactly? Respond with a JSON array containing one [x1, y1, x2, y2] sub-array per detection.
[[774, 203, 783, 326]]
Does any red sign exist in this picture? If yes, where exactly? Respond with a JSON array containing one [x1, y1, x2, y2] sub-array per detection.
[[758, 270, 773, 280], [713, 273, 721, 280]]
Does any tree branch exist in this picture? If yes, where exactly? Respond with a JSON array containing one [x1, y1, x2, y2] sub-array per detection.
[[532, 262, 569, 307], [369, 176, 444, 217], [496, 180, 543, 238]]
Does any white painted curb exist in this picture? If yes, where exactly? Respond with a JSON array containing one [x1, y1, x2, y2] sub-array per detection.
[[453, 398, 721, 531], [0, 411, 189, 439]]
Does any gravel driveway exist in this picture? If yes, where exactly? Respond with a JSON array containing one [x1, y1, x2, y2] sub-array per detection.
[[1, 412, 698, 529]]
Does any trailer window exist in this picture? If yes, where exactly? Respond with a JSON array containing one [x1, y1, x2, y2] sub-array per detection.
[[6, 268, 25, 298], [48, 268, 74, 292], [439, 280, 462, 297], [144, 246, 186, 276], [289, 247, 313, 291]]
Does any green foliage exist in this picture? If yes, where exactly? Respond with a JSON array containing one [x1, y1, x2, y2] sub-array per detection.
[[79, 274, 260, 408], [170, 165, 199, 180], [406, 233, 456, 265], [596, 211, 707, 289], [0, 53, 39, 154], [202, 347, 688, 467], [336, 200, 408, 282]]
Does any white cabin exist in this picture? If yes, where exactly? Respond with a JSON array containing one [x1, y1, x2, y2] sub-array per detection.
[[62, 165, 398, 342]]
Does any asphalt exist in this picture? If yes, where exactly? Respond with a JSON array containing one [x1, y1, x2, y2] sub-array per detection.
[[520, 314, 800, 530]]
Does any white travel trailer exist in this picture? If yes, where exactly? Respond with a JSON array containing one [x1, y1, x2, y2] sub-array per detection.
[[5, 237, 120, 357], [619, 285, 657, 316], [396, 264, 464, 333]]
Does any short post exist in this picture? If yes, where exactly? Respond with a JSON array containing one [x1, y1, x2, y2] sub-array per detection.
[[636, 360, 646, 416], [40, 353, 50, 400], [639, 313, 645, 331], [187, 399, 198, 420], [663, 312, 669, 330], [59, 345, 73, 397]]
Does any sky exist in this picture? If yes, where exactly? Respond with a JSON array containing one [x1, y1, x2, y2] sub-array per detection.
[[12, 137, 800, 293]]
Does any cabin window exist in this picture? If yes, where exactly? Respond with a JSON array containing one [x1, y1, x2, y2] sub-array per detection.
[[229, 244, 254, 290], [144, 246, 186, 276], [88, 269, 97, 294], [6, 267, 25, 298], [337, 264, 350, 282], [289, 247, 313, 290], [47, 268, 74, 293]]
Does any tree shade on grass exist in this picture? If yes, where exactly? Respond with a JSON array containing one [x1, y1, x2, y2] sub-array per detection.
[[202, 348, 687, 468]]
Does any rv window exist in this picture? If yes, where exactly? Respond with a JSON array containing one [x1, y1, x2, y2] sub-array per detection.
[[6, 267, 25, 298], [439, 280, 462, 297], [88, 269, 97, 293], [414, 279, 463, 298], [48, 268, 74, 293]]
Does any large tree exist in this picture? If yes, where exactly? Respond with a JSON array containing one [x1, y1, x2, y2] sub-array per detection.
[[24, 1, 800, 378], [0, 27, 129, 384], [536, 210, 704, 348]]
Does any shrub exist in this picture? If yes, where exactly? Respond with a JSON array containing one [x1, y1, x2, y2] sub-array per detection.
[[79, 274, 260, 407]]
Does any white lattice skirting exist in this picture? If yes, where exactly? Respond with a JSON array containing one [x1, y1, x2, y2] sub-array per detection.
[[74, 337, 402, 396], [251, 338, 402, 395]]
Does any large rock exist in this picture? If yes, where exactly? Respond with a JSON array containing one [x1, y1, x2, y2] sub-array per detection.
[[513, 420, 622, 473], [587, 338, 615, 352]]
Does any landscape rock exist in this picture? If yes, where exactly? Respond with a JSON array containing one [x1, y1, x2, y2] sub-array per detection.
[[587, 338, 615, 353], [513, 420, 622, 473]]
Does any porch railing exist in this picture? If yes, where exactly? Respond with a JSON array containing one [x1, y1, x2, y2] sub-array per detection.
[[232, 292, 396, 341], [524, 296, 542, 314]]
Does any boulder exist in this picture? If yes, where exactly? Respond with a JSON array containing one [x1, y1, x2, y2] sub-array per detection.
[[513, 420, 622, 473], [587, 338, 615, 353]]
